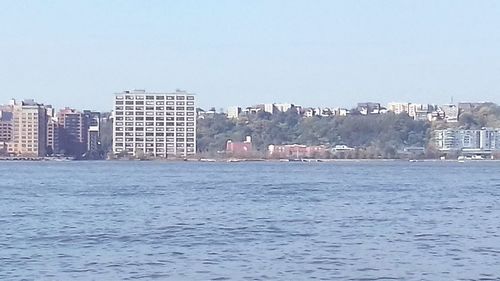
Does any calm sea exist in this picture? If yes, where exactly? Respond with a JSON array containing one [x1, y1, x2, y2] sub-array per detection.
[[1, 161, 500, 280]]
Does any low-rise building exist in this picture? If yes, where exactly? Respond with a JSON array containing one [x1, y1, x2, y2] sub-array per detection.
[[434, 128, 500, 152], [320, 107, 334, 117], [274, 103, 294, 113], [357, 102, 382, 115], [226, 136, 253, 157], [332, 144, 355, 153], [264, 104, 276, 114], [268, 144, 329, 159], [334, 108, 350, 116], [387, 102, 410, 115], [438, 104, 459, 122], [408, 104, 436, 121], [303, 108, 316, 118], [227, 106, 241, 119], [242, 105, 263, 116]]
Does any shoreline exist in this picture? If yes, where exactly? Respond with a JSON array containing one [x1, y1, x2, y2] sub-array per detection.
[[2, 157, 500, 163]]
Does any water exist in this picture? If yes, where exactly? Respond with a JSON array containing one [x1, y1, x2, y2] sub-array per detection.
[[1, 161, 500, 280]]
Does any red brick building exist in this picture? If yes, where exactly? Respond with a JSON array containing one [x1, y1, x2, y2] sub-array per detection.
[[268, 144, 329, 159], [226, 136, 253, 157]]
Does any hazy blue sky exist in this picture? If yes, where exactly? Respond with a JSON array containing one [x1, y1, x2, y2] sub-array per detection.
[[1, 0, 500, 111]]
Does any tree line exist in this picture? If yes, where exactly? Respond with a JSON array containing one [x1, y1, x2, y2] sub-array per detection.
[[197, 109, 430, 159]]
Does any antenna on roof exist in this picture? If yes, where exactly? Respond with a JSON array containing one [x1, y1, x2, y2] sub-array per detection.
[[451, 96, 454, 104]]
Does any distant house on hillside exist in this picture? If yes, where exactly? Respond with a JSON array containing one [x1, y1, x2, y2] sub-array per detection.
[[357, 102, 382, 115]]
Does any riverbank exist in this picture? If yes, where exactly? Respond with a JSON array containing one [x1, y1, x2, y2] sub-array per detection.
[[2, 156, 500, 163], [0, 156, 74, 161]]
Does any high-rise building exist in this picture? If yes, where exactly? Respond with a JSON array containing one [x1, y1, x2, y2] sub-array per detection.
[[46, 117, 60, 155], [84, 110, 101, 153], [45, 105, 60, 155], [7, 99, 47, 157], [58, 108, 87, 156], [112, 90, 196, 158], [0, 106, 14, 154]]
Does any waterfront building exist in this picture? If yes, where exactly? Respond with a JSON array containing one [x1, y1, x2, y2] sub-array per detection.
[[45, 105, 60, 155], [0, 106, 14, 145], [58, 108, 87, 156], [112, 89, 196, 158], [332, 144, 355, 153], [7, 99, 47, 157], [46, 117, 60, 155], [84, 110, 101, 153], [226, 136, 253, 157], [434, 128, 500, 152], [268, 144, 329, 159]]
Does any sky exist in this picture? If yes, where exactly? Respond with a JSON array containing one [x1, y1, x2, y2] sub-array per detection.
[[1, 0, 500, 111]]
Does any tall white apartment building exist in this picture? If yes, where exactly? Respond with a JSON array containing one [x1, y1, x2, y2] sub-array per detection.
[[113, 90, 196, 158]]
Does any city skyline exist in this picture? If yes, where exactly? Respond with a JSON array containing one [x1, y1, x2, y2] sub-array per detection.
[[2, 1, 500, 110], [0, 95, 498, 114], [2, 94, 500, 159]]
